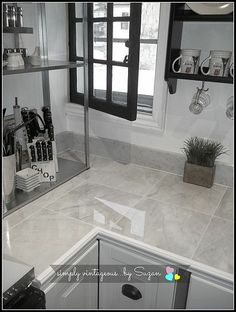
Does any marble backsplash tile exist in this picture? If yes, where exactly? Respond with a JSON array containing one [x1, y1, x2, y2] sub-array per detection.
[[56, 132, 233, 187]]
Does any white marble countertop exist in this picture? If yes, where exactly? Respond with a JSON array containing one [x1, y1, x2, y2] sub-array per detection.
[[2, 152, 233, 281]]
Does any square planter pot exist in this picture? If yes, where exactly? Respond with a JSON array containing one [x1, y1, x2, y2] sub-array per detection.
[[183, 162, 216, 188]]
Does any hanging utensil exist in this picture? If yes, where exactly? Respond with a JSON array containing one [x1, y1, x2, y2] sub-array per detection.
[[189, 81, 210, 114], [222, 57, 230, 77]]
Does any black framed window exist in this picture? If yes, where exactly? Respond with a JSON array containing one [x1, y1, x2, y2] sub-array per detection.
[[68, 3, 142, 121]]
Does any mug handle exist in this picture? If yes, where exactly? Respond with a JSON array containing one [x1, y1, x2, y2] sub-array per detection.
[[229, 63, 233, 77], [172, 55, 182, 73], [200, 56, 211, 75]]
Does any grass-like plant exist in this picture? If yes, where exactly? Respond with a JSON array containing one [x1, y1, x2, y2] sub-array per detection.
[[182, 137, 227, 167]]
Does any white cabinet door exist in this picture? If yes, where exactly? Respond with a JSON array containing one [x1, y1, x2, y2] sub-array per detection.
[[186, 275, 233, 309], [99, 240, 175, 309], [44, 241, 98, 310]]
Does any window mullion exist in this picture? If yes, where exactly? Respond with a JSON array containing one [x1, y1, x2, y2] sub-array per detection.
[[87, 4, 94, 100], [107, 3, 113, 103]]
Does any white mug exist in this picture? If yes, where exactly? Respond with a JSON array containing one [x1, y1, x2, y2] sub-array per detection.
[[172, 49, 201, 74], [7, 52, 24, 68], [201, 50, 232, 77]]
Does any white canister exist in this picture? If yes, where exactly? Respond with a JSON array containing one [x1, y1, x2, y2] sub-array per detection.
[[7, 52, 24, 68], [3, 154, 16, 203], [172, 49, 201, 74], [200, 50, 232, 77]]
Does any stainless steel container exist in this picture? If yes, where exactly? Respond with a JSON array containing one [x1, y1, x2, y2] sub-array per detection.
[[8, 6, 16, 27], [3, 4, 10, 27], [16, 7, 23, 27]]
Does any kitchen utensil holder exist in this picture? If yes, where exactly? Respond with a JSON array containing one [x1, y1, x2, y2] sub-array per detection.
[[27, 139, 58, 182]]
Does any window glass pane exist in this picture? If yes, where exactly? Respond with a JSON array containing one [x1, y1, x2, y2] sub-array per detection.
[[93, 63, 106, 100], [140, 3, 160, 39], [93, 2, 107, 18], [75, 3, 83, 18], [113, 21, 129, 62], [113, 3, 130, 17], [76, 67, 84, 93], [76, 23, 83, 57], [138, 44, 157, 96], [138, 3, 160, 114], [112, 66, 128, 105], [93, 22, 107, 60]]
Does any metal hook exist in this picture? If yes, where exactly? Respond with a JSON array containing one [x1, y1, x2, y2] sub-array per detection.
[[200, 81, 209, 92]]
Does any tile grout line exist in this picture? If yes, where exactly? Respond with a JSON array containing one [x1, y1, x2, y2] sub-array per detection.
[[43, 206, 111, 232], [62, 149, 232, 188], [211, 186, 228, 218], [111, 194, 147, 226], [78, 168, 164, 198], [33, 178, 86, 208], [189, 214, 213, 260], [190, 187, 229, 260], [3, 205, 46, 232], [3, 177, 86, 230], [212, 214, 234, 223]]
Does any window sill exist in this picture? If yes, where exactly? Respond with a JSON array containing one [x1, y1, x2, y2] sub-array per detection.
[[133, 112, 164, 132], [66, 103, 165, 135]]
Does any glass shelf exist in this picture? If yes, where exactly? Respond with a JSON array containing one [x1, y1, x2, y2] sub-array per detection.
[[3, 60, 84, 75], [3, 27, 34, 34], [4, 157, 87, 217]]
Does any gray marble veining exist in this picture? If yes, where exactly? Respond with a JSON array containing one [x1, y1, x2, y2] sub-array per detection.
[[2, 202, 43, 232], [147, 174, 227, 215], [32, 174, 85, 208], [214, 188, 234, 220], [110, 198, 211, 258], [80, 163, 167, 196], [131, 144, 185, 175], [46, 182, 142, 222], [214, 163, 233, 187], [192, 217, 233, 273], [2, 209, 94, 276]]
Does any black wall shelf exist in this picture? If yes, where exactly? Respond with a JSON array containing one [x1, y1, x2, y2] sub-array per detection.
[[164, 3, 234, 94], [174, 10, 233, 22], [3, 27, 34, 34], [168, 72, 233, 84]]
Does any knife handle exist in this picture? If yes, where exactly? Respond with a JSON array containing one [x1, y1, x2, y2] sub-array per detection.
[[36, 141, 42, 161], [48, 124, 54, 141], [47, 141, 53, 160], [29, 145, 36, 162], [21, 109, 32, 142], [41, 141, 47, 161]]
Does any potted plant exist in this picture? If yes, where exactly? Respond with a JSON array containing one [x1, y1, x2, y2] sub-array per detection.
[[182, 137, 227, 188]]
